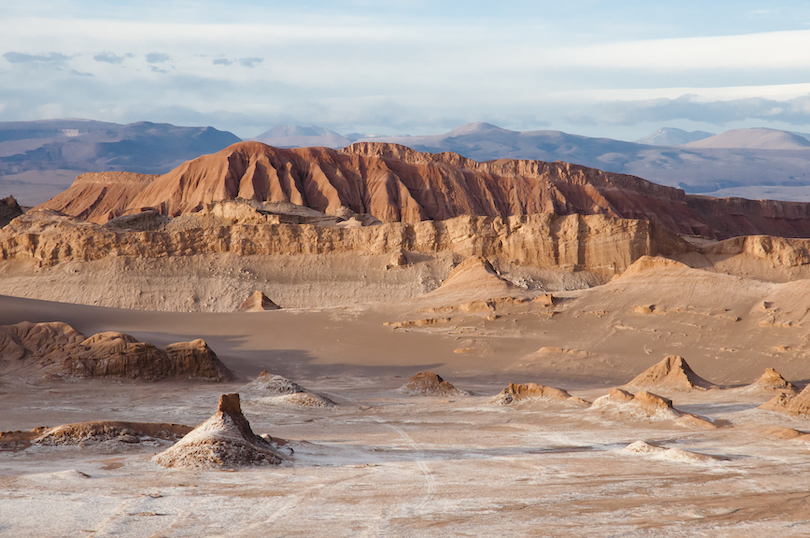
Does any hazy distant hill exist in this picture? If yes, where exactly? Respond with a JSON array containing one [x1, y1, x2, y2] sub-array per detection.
[[683, 128, 810, 150], [635, 127, 715, 146], [0, 119, 241, 205], [252, 125, 350, 148], [361, 123, 810, 202]]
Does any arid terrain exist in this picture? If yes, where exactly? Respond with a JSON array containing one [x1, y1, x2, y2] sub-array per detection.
[[2, 142, 810, 536]]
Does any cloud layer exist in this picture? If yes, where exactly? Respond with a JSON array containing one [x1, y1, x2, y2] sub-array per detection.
[[1, 2, 810, 139]]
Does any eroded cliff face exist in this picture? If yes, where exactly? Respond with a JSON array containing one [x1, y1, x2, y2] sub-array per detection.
[[35, 141, 810, 240], [0, 210, 686, 274]]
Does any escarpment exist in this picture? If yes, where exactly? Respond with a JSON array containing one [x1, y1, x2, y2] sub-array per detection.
[[0, 210, 686, 272], [34, 141, 810, 240]]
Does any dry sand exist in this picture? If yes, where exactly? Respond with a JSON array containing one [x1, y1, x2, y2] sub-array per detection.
[[2, 256, 810, 536]]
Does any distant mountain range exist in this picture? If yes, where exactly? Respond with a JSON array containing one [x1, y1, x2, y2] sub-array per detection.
[[0, 119, 240, 205], [635, 127, 715, 146], [358, 123, 810, 202], [4, 119, 810, 206]]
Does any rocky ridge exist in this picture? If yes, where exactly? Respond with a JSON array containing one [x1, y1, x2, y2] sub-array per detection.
[[35, 141, 810, 240], [0, 208, 685, 273]]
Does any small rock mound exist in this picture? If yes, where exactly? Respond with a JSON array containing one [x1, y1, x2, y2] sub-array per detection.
[[759, 384, 810, 417], [238, 291, 281, 312], [591, 388, 716, 428], [624, 441, 725, 463], [0, 195, 24, 228], [154, 394, 284, 469], [401, 371, 468, 396], [626, 355, 716, 391], [744, 368, 799, 395], [241, 371, 336, 407], [491, 382, 590, 406], [35, 421, 192, 446], [269, 393, 336, 408]]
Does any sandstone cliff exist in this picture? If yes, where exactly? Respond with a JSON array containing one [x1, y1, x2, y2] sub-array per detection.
[[35, 141, 810, 240], [0, 209, 687, 273]]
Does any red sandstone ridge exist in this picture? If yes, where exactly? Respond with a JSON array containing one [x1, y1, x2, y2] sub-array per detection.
[[36, 141, 810, 239]]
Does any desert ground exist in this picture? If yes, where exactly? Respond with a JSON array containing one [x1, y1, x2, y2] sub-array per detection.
[[2, 254, 810, 537]]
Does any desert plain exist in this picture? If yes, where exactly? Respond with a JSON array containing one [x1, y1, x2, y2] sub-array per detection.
[[1, 142, 810, 537]]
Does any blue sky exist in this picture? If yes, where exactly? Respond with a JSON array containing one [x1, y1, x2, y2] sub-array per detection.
[[1, 1, 810, 140]]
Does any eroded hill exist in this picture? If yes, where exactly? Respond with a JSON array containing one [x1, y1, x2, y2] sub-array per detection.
[[35, 141, 810, 240]]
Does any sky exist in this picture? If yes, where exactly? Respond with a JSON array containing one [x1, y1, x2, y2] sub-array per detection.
[[1, 1, 810, 140]]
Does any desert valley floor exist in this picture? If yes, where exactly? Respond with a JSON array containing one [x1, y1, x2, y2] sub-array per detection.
[[2, 255, 810, 537]]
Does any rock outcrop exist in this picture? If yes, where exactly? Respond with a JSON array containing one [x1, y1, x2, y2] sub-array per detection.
[[491, 382, 589, 406], [744, 368, 799, 395], [591, 388, 716, 428], [238, 291, 281, 312], [0, 210, 686, 274], [240, 371, 336, 407], [34, 421, 192, 446], [0, 321, 233, 381], [0, 195, 23, 228], [759, 384, 810, 418], [153, 393, 284, 469], [1, 422, 192, 451], [401, 371, 468, 396], [35, 141, 810, 240], [626, 355, 716, 391]]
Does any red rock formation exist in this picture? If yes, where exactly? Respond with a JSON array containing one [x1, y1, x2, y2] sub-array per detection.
[[35, 141, 810, 239], [39, 172, 157, 223]]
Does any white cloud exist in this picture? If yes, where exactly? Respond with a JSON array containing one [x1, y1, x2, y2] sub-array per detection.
[[543, 30, 810, 71], [2, 9, 810, 138]]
